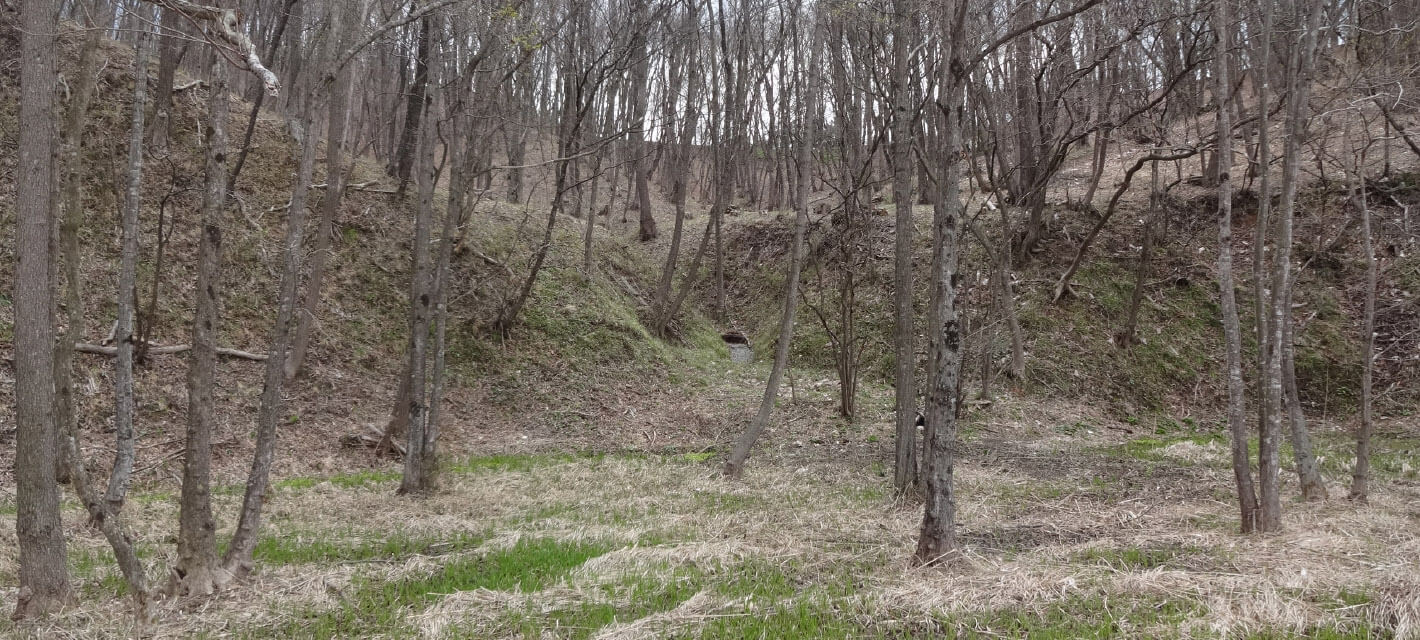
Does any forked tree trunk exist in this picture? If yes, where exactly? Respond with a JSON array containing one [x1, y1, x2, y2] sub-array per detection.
[[13, 0, 74, 619], [61, 24, 153, 587], [421, 120, 469, 494], [1260, 0, 1326, 532]]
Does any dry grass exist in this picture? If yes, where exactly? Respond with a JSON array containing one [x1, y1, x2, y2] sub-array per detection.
[[2, 392, 1416, 639]]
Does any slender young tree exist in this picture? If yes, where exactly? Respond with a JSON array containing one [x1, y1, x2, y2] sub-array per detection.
[[1259, 0, 1326, 531], [1350, 147, 1378, 502], [287, 0, 359, 381], [1213, 0, 1260, 532], [724, 3, 819, 478], [889, 0, 919, 492]]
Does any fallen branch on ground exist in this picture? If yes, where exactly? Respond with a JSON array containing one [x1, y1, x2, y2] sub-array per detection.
[[76, 342, 268, 361]]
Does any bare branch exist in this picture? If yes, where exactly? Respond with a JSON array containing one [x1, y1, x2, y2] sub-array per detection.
[[146, 0, 281, 95]]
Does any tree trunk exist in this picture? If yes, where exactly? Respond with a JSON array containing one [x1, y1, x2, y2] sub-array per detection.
[[1351, 164, 1377, 502], [724, 16, 818, 478], [224, 73, 324, 576], [63, 22, 151, 587], [13, 0, 75, 618], [917, 72, 963, 564], [890, 0, 919, 492], [1281, 279, 1327, 500], [399, 99, 437, 494], [287, 0, 354, 381], [1214, 0, 1260, 534], [394, 14, 432, 195], [53, 0, 109, 488], [1261, 0, 1325, 532], [629, 21, 657, 241], [917, 2, 967, 556], [651, 28, 702, 337], [173, 58, 233, 598], [149, 7, 184, 149], [1250, 0, 1274, 519], [109, 8, 150, 511], [230, 0, 297, 192], [421, 119, 469, 494], [1118, 162, 1158, 348]]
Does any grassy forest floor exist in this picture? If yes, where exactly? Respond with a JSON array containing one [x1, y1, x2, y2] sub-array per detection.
[[2, 367, 1418, 638]]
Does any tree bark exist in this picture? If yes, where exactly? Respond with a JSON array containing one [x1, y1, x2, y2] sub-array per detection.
[[1281, 277, 1327, 500], [13, 0, 75, 619], [917, 9, 965, 562], [229, 0, 298, 191], [1261, 0, 1326, 532], [62, 22, 151, 587], [149, 7, 184, 149], [629, 7, 657, 242], [651, 20, 702, 337], [1118, 162, 1158, 347], [394, 13, 432, 195], [173, 58, 233, 597], [399, 98, 437, 494], [53, 0, 110, 488]]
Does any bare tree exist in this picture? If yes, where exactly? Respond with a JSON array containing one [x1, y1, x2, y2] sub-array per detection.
[[1213, 0, 1260, 532], [1350, 141, 1378, 502], [724, 2, 819, 478], [1258, 0, 1327, 532], [287, 0, 360, 381], [890, 0, 920, 491], [12, 0, 75, 619], [173, 56, 234, 597]]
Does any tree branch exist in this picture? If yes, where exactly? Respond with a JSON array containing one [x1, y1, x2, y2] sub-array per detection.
[[146, 0, 280, 95]]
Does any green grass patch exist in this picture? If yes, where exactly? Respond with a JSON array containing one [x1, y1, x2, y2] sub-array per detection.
[[253, 530, 487, 566], [327, 469, 402, 488], [270, 538, 614, 637], [489, 566, 707, 639], [1101, 432, 1227, 464]]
